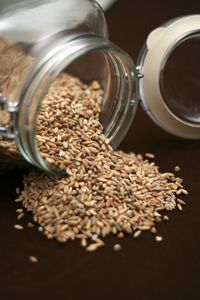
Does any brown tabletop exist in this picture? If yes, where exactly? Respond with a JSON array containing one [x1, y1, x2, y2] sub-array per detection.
[[1, 1, 200, 300]]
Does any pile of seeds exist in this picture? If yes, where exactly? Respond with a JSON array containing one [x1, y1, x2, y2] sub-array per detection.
[[15, 73, 187, 251]]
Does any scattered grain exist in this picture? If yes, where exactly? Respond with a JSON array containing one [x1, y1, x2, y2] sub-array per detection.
[[177, 199, 186, 206], [29, 256, 38, 263], [38, 226, 43, 232], [163, 215, 169, 221], [117, 232, 124, 239], [181, 189, 189, 195], [14, 224, 24, 230], [177, 203, 183, 211], [145, 153, 155, 159], [16, 187, 20, 194], [174, 166, 181, 172], [177, 188, 188, 195], [27, 222, 34, 228], [81, 238, 87, 248], [17, 212, 25, 220], [151, 227, 157, 234], [133, 230, 142, 238], [113, 244, 122, 251], [155, 236, 163, 242], [86, 242, 103, 252], [14, 73, 187, 252]]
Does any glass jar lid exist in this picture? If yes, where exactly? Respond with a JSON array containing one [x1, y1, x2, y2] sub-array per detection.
[[137, 15, 200, 138]]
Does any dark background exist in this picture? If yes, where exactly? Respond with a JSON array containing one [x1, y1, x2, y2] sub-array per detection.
[[1, 1, 200, 300]]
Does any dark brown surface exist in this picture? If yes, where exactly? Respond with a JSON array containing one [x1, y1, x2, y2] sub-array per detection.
[[1, 1, 200, 300]]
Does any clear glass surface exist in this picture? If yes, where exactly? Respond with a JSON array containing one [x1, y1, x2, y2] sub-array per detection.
[[160, 31, 200, 125]]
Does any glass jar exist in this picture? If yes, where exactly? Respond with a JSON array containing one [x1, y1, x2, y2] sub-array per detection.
[[0, 4, 200, 176], [0, 0, 137, 174]]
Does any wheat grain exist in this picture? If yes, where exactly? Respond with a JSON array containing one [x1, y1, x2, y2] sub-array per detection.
[[14, 74, 187, 251]]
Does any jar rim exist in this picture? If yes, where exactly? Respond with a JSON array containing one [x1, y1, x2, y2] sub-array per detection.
[[137, 15, 200, 139]]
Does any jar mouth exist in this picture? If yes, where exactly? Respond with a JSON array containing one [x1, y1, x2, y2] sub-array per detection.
[[159, 30, 200, 127], [137, 15, 200, 139], [16, 34, 138, 176]]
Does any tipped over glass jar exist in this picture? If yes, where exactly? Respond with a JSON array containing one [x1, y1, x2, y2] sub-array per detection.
[[0, 0, 199, 175]]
